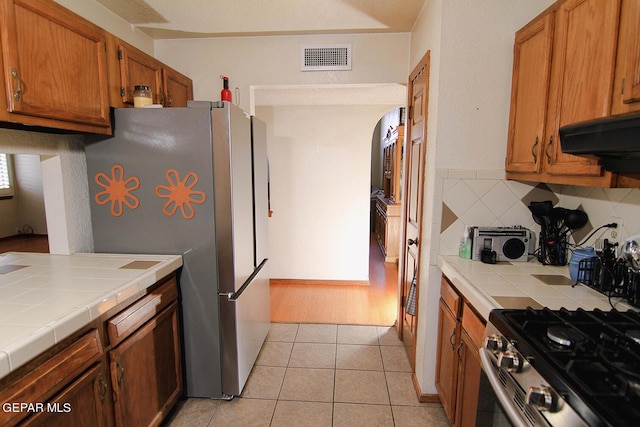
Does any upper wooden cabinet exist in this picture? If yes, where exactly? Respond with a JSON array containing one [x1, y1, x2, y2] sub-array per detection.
[[506, 0, 624, 187], [505, 13, 554, 174], [0, 0, 111, 134], [544, 0, 620, 179], [163, 68, 194, 108], [0, 0, 195, 135], [107, 36, 193, 108], [612, 0, 640, 115]]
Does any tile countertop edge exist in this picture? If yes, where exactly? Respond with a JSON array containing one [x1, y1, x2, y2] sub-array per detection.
[[0, 253, 183, 380], [437, 255, 497, 321]]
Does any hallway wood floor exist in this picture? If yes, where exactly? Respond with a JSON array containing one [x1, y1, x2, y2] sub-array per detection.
[[0, 234, 49, 253], [0, 234, 398, 326], [269, 235, 398, 326]]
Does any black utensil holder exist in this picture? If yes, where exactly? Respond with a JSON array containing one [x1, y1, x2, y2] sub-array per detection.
[[538, 231, 568, 266]]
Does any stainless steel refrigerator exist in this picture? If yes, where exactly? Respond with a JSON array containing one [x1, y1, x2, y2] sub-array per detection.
[[85, 101, 270, 399]]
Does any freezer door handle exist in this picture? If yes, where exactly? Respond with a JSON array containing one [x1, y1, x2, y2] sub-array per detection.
[[221, 258, 268, 301]]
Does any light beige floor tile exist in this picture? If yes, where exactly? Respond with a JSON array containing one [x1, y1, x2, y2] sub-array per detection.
[[337, 324, 379, 345], [163, 398, 218, 427], [271, 400, 333, 427], [380, 345, 413, 372], [377, 326, 403, 346], [334, 370, 389, 405], [165, 323, 450, 427], [288, 342, 336, 369], [256, 341, 293, 367], [336, 344, 383, 371], [296, 324, 337, 343], [208, 398, 276, 427], [242, 366, 286, 400], [392, 404, 451, 427], [267, 323, 299, 342], [279, 367, 335, 402], [332, 403, 394, 427], [385, 371, 421, 406]]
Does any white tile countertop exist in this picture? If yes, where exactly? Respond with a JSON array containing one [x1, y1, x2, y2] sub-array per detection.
[[437, 255, 636, 321], [0, 252, 182, 380]]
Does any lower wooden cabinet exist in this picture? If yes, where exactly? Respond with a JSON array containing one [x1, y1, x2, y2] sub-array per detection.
[[454, 302, 486, 427], [109, 302, 182, 427], [0, 273, 182, 427], [435, 295, 459, 421], [435, 275, 486, 427], [374, 195, 401, 263], [21, 364, 111, 427]]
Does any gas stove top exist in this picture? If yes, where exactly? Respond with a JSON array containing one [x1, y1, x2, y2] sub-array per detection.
[[485, 307, 640, 427]]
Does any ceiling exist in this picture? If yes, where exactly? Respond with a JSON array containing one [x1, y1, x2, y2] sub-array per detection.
[[97, 0, 427, 39]]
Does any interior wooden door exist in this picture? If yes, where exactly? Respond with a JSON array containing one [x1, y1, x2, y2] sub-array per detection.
[[397, 51, 430, 369]]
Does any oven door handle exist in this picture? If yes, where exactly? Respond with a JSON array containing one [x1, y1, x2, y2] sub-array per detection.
[[479, 348, 528, 427]]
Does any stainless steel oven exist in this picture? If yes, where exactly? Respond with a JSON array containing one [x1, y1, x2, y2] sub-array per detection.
[[475, 362, 514, 426], [479, 308, 640, 427]]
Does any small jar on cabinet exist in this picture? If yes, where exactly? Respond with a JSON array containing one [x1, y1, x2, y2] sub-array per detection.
[[133, 85, 152, 108]]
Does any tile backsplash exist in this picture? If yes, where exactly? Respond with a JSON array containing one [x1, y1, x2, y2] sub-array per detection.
[[436, 169, 640, 256]]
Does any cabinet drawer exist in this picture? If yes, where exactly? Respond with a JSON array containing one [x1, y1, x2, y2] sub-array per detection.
[[0, 330, 102, 427], [462, 302, 486, 350], [440, 276, 461, 317], [107, 275, 178, 346]]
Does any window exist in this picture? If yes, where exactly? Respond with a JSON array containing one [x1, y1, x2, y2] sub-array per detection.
[[0, 153, 14, 197]]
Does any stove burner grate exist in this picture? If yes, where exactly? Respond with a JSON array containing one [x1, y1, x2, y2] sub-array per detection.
[[546, 325, 586, 347]]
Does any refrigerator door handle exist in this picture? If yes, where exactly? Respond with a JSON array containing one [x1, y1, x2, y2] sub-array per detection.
[[221, 258, 268, 301]]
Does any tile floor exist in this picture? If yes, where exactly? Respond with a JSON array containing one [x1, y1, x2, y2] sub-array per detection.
[[163, 323, 450, 427]]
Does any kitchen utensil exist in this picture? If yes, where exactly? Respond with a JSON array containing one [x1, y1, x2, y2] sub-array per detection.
[[549, 207, 569, 237], [529, 200, 554, 236], [621, 235, 640, 272], [564, 209, 588, 230], [528, 201, 553, 218]]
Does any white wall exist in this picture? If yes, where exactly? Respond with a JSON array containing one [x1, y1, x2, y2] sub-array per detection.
[[154, 33, 410, 112], [408, 0, 555, 395], [0, 130, 91, 254], [257, 103, 401, 280], [13, 154, 47, 235]]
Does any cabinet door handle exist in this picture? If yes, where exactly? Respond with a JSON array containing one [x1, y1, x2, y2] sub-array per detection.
[[116, 360, 125, 387], [98, 374, 109, 402], [11, 68, 22, 101], [457, 341, 464, 363], [449, 328, 456, 350], [531, 136, 539, 164], [408, 238, 419, 247], [545, 135, 553, 164]]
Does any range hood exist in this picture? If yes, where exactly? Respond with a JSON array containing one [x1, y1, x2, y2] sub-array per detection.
[[559, 112, 640, 173]]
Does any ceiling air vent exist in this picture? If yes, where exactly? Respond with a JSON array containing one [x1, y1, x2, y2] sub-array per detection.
[[301, 44, 352, 71]]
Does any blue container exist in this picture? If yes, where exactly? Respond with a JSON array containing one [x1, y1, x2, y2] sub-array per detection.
[[569, 247, 597, 283]]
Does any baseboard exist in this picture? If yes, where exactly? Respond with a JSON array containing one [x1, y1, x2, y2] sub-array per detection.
[[270, 278, 369, 286], [412, 374, 441, 403], [0, 234, 48, 241]]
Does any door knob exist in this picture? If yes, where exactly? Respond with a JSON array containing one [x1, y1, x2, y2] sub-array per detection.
[[408, 238, 419, 246]]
